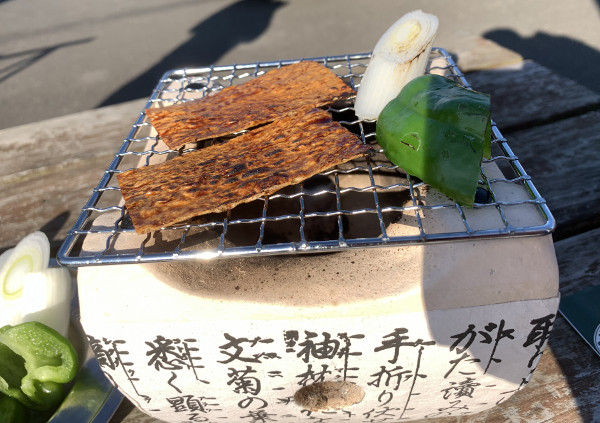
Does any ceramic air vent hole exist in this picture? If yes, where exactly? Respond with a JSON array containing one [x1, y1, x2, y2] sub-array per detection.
[[294, 381, 365, 411]]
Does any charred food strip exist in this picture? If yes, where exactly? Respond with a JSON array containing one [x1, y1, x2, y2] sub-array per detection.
[[118, 108, 371, 234], [145, 61, 356, 150]]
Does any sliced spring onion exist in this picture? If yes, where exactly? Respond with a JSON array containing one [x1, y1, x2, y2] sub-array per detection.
[[20, 268, 73, 336], [1, 232, 49, 300], [354, 10, 439, 120], [0, 232, 72, 336]]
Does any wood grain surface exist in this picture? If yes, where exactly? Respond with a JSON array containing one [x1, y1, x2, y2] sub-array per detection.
[[0, 99, 146, 255], [466, 60, 600, 131]]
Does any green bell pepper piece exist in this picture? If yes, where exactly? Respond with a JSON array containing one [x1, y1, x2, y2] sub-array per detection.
[[0, 322, 78, 411], [376, 74, 492, 206], [0, 395, 28, 423]]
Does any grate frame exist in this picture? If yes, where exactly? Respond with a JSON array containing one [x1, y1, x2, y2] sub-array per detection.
[[57, 48, 555, 266]]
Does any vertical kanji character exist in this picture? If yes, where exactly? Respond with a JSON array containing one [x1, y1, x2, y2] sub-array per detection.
[[296, 331, 340, 363], [440, 377, 481, 400], [218, 333, 278, 364], [296, 364, 332, 386], [523, 314, 556, 367], [283, 330, 299, 352], [374, 328, 435, 364], [368, 365, 413, 390], [227, 366, 262, 396], [145, 336, 207, 392], [88, 335, 151, 403], [478, 320, 515, 373]]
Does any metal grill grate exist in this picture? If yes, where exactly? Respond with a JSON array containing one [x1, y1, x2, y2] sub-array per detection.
[[57, 48, 555, 266]]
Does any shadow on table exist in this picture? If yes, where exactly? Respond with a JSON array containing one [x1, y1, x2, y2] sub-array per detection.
[[42, 211, 71, 257], [484, 29, 600, 95], [546, 316, 598, 422], [0, 211, 71, 259], [97, 0, 286, 107]]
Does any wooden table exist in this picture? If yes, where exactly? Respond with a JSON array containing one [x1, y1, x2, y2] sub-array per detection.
[[1, 38, 598, 422]]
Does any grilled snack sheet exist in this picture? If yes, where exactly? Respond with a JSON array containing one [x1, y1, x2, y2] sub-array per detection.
[[145, 61, 355, 149], [118, 108, 371, 234]]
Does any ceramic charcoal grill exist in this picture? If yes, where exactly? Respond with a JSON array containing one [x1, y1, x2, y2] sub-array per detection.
[[59, 49, 560, 423]]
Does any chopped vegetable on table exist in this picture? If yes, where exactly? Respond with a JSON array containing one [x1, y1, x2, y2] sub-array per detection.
[[0, 232, 49, 301], [0, 231, 78, 421], [376, 74, 492, 206], [0, 322, 78, 412], [1, 232, 72, 336]]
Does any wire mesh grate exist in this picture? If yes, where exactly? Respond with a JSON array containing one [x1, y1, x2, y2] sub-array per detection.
[[57, 49, 554, 266]]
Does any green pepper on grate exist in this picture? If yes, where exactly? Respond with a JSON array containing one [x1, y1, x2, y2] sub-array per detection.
[[376, 74, 492, 206], [0, 321, 78, 411]]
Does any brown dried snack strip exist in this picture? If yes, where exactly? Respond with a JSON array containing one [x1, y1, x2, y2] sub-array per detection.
[[145, 61, 356, 150], [118, 108, 372, 234]]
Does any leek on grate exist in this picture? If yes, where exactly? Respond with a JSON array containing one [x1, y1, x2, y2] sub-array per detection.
[[354, 10, 439, 120]]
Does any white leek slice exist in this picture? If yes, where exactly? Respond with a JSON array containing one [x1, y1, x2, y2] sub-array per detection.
[[0, 231, 72, 336], [354, 10, 439, 120], [20, 268, 73, 336], [1, 231, 50, 300]]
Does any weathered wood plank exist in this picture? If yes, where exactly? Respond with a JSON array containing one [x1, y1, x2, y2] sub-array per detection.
[[555, 227, 600, 296], [466, 61, 600, 131], [545, 228, 600, 423], [0, 153, 115, 254], [0, 99, 146, 179], [0, 99, 145, 252], [503, 110, 600, 240], [450, 35, 523, 73]]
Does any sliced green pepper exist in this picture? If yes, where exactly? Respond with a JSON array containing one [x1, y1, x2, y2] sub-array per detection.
[[0, 395, 28, 423], [0, 322, 78, 411], [376, 74, 492, 206]]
